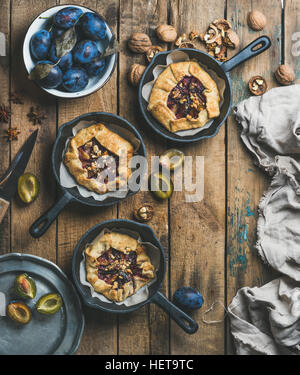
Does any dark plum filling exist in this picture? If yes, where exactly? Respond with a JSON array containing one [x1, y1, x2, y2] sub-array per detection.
[[97, 248, 146, 288], [167, 75, 206, 119], [78, 137, 119, 182]]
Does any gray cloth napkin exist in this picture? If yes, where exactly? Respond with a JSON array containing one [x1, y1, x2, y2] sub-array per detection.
[[235, 85, 300, 280], [228, 277, 300, 355], [228, 85, 300, 355]]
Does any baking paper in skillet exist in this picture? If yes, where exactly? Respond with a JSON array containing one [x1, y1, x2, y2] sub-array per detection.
[[79, 228, 159, 306], [59, 120, 141, 201], [142, 50, 226, 137]]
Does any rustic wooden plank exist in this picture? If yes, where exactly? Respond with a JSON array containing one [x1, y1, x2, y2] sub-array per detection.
[[169, 0, 226, 355], [0, 0, 10, 254], [10, 0, 57, 263], [56, 0, 118, 355], [285, 0, 300, 83], [226, 0, 281, 353], [118, 0, 169, 355]]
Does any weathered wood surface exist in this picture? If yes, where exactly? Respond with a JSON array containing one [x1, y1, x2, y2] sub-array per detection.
[[0, 0, 298, 354]]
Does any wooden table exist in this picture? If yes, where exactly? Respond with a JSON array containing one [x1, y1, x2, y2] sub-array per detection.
[[0, 0, 299, 355]]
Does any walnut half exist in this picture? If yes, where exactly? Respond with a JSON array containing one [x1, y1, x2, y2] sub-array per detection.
[[133, 203, 154, 222]]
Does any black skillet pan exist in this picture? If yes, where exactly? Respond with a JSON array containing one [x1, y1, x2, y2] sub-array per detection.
[[138, 35, 271, 143], [72, 219, 198, 334], [30, 113, 147, 238]]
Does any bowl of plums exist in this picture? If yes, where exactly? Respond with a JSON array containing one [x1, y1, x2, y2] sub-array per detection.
[[23, 5, 117, 98]]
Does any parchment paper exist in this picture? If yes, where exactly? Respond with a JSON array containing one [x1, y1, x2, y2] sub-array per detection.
[[142, 50, 226, 137], [79, 228, 159, 307], [59, 120, 141, 201]]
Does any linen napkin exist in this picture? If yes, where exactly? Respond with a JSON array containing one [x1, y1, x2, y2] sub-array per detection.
[[228, 277, 300, 355], [234, 85, 300, 281]]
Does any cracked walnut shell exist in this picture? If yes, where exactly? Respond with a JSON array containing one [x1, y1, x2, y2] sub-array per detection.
[[128, 32, 152, 53], [128, 64, 146, 86], [133, 203, 154, 222], [146, 45, 163, 62], [248, 76, 267, 95], [223, 29, 240, 48], [156, 25, 177, 42], [275, 64, 295, 85], [247, 10, 267, 31]]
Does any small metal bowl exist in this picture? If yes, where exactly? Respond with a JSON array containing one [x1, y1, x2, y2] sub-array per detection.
[[23, 4, 117, 99]]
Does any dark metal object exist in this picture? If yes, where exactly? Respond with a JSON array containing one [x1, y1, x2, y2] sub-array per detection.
[[72, 219, 198, 334], [29, 113, 147, 238], [0, 253, 84, 355], [138, 36, 271, 143], [0, 129, 38, 201]]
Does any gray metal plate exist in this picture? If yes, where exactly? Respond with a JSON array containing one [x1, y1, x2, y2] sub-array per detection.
[[0, 253, 84, 355]]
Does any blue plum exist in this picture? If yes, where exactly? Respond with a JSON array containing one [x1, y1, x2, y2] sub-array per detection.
[[62, 68, 89, 92], [48, 44, 73, 72], [85, 57, 105, 76], [173, 287, 203, 310], [79, 12, 106, 41], [35, 60, 63, 89], [30, 30, 51, 60], [54, 6, 83, 29], [49, 26, 65, 40], [72, 40, 99, 64]]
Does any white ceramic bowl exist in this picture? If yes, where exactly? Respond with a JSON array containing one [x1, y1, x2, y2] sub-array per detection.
[[23, 4, 116, 98]]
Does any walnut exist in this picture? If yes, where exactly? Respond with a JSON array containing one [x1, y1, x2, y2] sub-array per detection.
[[128, 64, 146, 86], [133, 203, 154, 222], [213, 18, 232, 32], [145, 45, 163, 63], [247, 10, 267, 31], [128, 32, 152, 53], [175, 33, 187, 47], [275, 64, 295, 85], [156, 24, 177, 42], [248, 75, 267, 95], [205, 24, 220, 44], [223, 29, 240, 48]]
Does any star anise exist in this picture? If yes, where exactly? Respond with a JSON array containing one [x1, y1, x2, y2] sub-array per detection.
[[9, 92, 24, 104], [4, 127, 20, 141], [27, 106, 47, 125], [0, 104, 11, 123]]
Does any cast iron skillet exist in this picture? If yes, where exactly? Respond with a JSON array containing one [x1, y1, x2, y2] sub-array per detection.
[[30, 113, 147, 238], [138, 35, 271, 143], [72, 219, 198, 334]]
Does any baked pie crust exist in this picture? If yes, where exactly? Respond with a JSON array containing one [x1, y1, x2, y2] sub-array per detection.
[[148, 61, 220, 132], [85, 232, 155, 302], [64, 123, 134, 194]]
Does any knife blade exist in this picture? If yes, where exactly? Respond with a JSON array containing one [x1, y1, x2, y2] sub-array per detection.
[[0, 129, 38, 222]]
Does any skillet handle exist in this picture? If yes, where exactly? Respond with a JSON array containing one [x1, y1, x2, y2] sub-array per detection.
[[29, 191, 73, 238], [221, 35, 271, 72], [152, 291, 198, 334]]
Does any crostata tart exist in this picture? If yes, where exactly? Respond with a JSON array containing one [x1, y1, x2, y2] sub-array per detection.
[[85, 232, 155, 302], [148, 61, 220, 132], [64, 123, 133, 194]]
